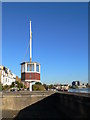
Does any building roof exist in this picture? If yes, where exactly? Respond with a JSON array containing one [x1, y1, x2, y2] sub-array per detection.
[[21, 61, 40, 65]]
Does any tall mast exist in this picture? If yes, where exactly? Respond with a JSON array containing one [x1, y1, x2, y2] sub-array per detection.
[[30, 20, 32, 62]]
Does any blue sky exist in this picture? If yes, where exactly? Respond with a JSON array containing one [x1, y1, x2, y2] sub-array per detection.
[[2, 2, 88, 84]]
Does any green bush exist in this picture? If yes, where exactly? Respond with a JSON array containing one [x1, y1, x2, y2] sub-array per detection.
[[32, 84, 45, 91], [3, 84, 10, 90]]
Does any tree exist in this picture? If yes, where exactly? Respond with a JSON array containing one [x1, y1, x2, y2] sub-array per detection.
[[10, 82, 15, 88], [69, 85, 73, 88], [15, 81, 24, 89], [24, 84, 26, 89], [35, 82, 42, 85], [43, 84, 48, 90], [15, 81, 19, 85], [18, 82, 23, 88], [48, 84, 54, 89], [86, 83, 90, 88], [3, 84, 10, 90], [10, 81, 24, 90], [72, 85, 78, 89]]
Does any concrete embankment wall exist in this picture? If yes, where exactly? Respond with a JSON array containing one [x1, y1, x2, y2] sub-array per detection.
[[2, 91, 90, 119], [2, 91, 54, 110], [55, 92, 90, 119]]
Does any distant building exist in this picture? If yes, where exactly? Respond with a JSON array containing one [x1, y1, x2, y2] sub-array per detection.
[[72, 81, 80, 86], [55, 85, 62, 90], [0, 65, 16, 86], [54, 84, 69, 91], [61, 84, 69, 91]]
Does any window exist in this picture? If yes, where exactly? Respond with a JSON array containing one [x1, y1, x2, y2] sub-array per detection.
[[31, 64, 34, 71], [27, 64, 34, 71], [21, 65, 25, 72], [36, 64, 39, 72], [27, 64, 30, 71]]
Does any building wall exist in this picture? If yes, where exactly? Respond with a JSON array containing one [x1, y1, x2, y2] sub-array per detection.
[[72, 81, 81, 86], [21, 72, 40, 81], [21, 62, 40, 73], [0, 65, 16, 86]]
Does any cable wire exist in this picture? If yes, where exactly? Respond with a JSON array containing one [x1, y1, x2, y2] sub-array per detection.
[[22, 41, 30, 62]]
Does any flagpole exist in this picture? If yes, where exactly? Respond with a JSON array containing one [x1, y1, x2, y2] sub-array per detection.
[[30, 20, 32, 63]]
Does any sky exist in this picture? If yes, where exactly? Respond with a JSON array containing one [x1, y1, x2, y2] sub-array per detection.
[[89, 1, 90, 84], [2, 2, 88, 84]]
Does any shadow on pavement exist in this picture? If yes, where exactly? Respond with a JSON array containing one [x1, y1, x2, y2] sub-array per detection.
[[14, 93, 69, 120]]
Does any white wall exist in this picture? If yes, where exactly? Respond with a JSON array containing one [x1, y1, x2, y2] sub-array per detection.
[[0, 69, 16, 86]]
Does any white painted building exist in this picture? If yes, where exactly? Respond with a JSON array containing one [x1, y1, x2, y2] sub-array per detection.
[[0, 65, 16, 86]]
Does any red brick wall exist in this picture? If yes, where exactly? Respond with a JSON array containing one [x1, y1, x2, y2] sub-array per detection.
[[21, 73, 25, 80], [21, 72, 40, 81]]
